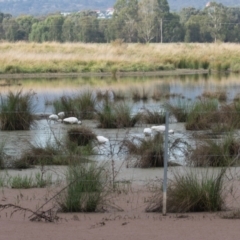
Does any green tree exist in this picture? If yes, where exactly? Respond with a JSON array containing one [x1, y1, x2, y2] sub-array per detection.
[[112, 0, 138, 42], [2, 18, 19, 41], [137, 0, 156, 43], [16, 15, 37, 40], [205, 2, 227, 42]]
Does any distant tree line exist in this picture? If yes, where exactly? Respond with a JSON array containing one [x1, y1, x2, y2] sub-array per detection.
[[1, 0, 240, 43]]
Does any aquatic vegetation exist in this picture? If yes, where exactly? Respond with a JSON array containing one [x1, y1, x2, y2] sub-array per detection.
[[0, 90, 36, 130]]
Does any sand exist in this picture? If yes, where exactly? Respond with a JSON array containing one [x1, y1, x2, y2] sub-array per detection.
[[1, 182, 240, 240]]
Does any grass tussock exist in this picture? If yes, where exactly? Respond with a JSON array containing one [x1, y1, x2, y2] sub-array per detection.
[[57, 163, 108, 212], [124, 134, 164, 168], [0, 90, 36, 130], [141, 109, 166, 124], [202, 91, 227, 102], [165, 99, 192, 122], [187, 134, 240, 167], [132, 88, 149, 102], [146, 168, 226, 213], [67, 126, 96, 146], [185, 99, 219, 130], [9, 172, 52, 189], [96, 100, 140, 128], [216, 101, 240, 130], [53, 95, 77, 118]]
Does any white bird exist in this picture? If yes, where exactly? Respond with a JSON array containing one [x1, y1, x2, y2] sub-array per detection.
[[58, 111, 65, 119], [63, 117, 81, 124], [143, 128, 152, 136], [96, 135, 109, 144], [151, 125, 174, 134], [48, 114, 59, 123]]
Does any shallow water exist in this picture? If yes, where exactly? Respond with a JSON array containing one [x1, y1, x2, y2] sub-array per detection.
[[1, 72, 240, 167]]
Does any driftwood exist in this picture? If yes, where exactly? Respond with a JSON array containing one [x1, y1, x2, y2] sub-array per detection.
[[0, 203, 60, 222]]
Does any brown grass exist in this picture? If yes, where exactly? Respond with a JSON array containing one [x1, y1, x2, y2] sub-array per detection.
[[0, 42, 240, 73]]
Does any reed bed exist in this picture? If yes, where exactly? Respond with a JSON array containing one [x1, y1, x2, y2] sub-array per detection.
[[1, 42, 240, 73]]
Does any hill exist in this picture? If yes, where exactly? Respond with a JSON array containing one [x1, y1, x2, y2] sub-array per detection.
[[0, 0, 239, 16]]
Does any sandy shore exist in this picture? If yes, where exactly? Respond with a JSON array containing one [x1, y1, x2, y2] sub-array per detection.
[[1, 182, 240, 240]]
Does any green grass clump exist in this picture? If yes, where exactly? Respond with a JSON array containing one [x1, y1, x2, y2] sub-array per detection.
[[57, 163, 108, 212], [0, 90, 36, 130], [53, 95, 78, 118], [0, 140, 7, 169], [67, 126, 96, 146], [146, 168, 226, 212], [187, 134, 240, 167], [165, 99, 192, 122], [185, 99, 219, 130], [141, 110, 166, 124], [73, 90, 97, 119], [97, 100, 140, 128], [9, 172, 52, 188], [124, 134, 164, 168], [132, 88, 149, 102]]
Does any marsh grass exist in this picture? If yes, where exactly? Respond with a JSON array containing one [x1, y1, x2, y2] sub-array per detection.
[[216, 101, 240, 130], [185, 99, 219, 130], [124, 134, 164, 168], [165, 99, 191, 122], [67, 126, 96, 146], [9, 172, 52, 188], [74, 90, 97, 119], [112, 90, 126, 101], [152, 89, 164, 101], [187, 134, 240, 167], [0, 90, 36, 130], [141, 109, 166, 124], [15, 141, 63, 168], [96, 100, 140, 128], [0, 140, 7, 169], [132, 87, 149, 102], [57, 163, 108, 212], [53, 96, 78, 118], [146, 168, 226, 212], [202, 91, 227, 102]]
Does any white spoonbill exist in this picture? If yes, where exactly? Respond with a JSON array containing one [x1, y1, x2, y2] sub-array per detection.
[[143, 128, 152, 136], [151, 125, 174, 134], [96, 135, 109, 144], [63, 117, 81, 124], [58, 111, 65, 119], [48, 114, 59, 123]]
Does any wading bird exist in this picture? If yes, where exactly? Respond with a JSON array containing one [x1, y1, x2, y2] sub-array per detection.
[[151, 125, 174, 134], [63, 117, 81, 124], [96, 135, 109, 144]]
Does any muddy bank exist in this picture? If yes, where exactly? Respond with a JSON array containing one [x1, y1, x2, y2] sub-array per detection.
[[0, 69, 210, 80]]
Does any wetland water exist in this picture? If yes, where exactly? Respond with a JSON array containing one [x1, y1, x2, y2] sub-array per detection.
[[1, 72, 240, 172]]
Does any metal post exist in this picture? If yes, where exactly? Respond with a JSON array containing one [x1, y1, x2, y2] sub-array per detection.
[[160, 18, 163, 43], [162, 111, 169, 216]]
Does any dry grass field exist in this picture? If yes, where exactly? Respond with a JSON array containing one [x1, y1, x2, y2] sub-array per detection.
[[0, 42, 240, 74]]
